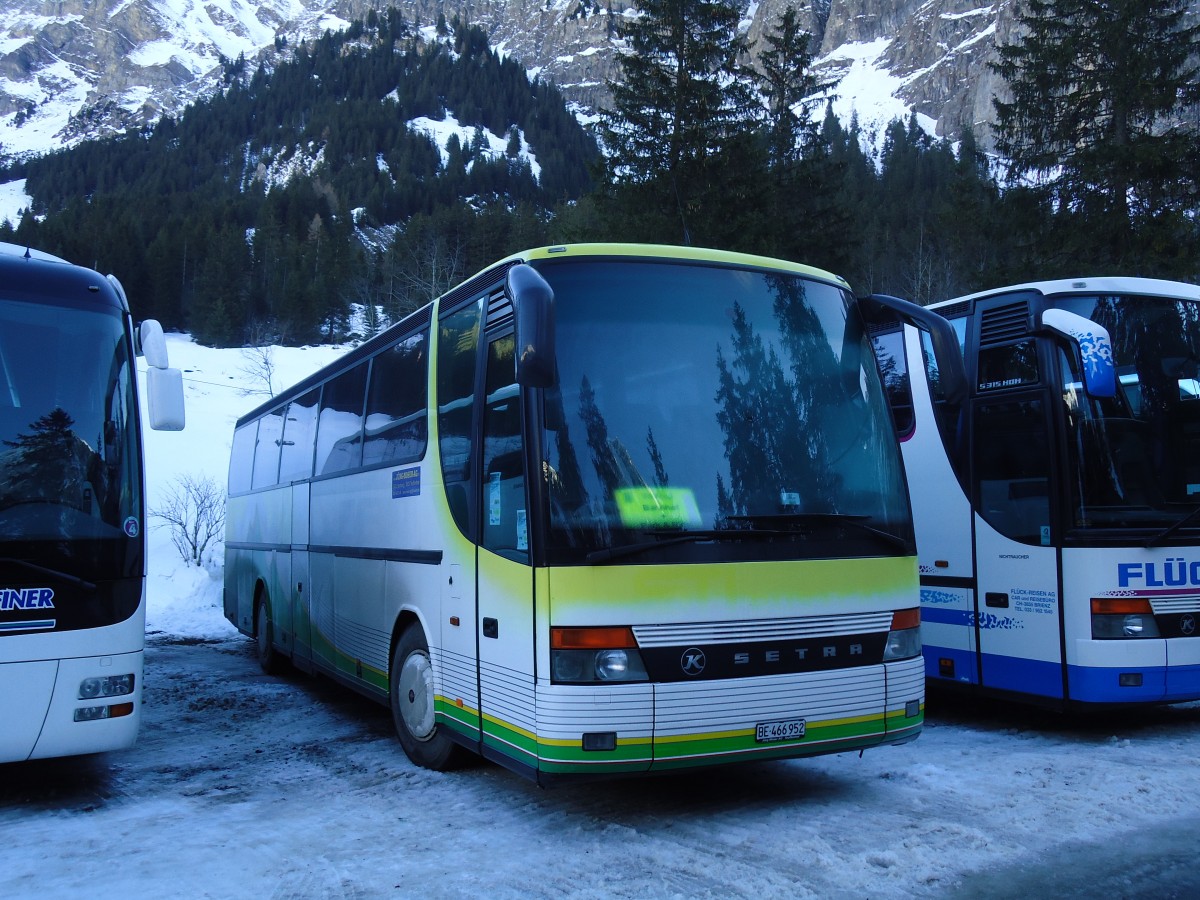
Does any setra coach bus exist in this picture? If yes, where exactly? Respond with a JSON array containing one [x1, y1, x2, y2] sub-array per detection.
[[871, 276, 1200, 706], [224, 243, 960, 783], [1, 243, 185, 763]]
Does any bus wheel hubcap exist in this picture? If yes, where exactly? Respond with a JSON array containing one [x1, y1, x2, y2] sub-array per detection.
[[398, 651, 435, 740]]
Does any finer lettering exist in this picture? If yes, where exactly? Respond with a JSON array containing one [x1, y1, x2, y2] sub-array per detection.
[[0, 588, 56, 611]]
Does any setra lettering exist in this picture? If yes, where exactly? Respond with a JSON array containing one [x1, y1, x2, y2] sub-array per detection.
[[0, 587, 56, 611], [732, 643, 864, 664]]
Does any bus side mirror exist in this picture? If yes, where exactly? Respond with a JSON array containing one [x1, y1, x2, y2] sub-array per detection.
[[1039, 308, 1116, 398], [507, 264, 556, 388], [862, 294, 968, 406], [138, 319, 186, 431], [139, 319, 170, 368]]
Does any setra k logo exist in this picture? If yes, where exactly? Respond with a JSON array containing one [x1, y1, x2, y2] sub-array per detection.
[[681, 647, 706, 676]]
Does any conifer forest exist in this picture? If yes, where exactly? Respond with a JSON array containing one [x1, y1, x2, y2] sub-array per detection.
[[2, 1, 1198, 347]]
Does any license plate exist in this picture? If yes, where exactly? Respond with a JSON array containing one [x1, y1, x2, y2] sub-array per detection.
[[755, 718, 806, 743]]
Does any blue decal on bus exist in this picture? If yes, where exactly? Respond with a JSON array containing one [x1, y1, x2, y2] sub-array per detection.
[[392, 467, 421, 499], [920, 588, 961, 606], [1118, 559, 1200, 589]]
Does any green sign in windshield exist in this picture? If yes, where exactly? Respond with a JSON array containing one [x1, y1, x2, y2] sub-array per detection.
[[614, 486, 702, 528]]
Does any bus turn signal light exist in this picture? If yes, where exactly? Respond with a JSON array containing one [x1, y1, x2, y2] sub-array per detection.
[[551, 626, 637, 649], [1091, 598, 1152, 615]]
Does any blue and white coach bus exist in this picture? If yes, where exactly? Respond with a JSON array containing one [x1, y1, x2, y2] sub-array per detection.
[[1, 243, 184, 762], [870, 276, 1200, 706]]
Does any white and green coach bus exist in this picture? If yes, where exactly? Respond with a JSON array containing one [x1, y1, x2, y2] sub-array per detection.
[[224, 244, 952, 784]]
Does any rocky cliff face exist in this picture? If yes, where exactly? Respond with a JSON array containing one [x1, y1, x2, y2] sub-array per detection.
[[0, 0, 1191, 163]]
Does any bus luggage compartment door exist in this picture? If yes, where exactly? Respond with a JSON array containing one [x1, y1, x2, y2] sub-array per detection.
[[0, 659, 56, 762]]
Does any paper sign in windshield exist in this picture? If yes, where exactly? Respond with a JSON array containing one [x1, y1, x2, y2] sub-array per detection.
[[615, 486, 702, 528]]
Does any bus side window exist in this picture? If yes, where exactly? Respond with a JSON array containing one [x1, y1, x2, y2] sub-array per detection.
[[278, 388, 319, 483], [920, 318, 969, 479], [977, 340, 1039, 392], [438, 299, 485, 538], [251, 405, 285, 490], [482, 334, 527, 561], [229, 422, 257, 494], [870, 325, 914, 436], [974, 398, 1051, 545], [315, 364, 368, 476], [363, 330, 428, 468]]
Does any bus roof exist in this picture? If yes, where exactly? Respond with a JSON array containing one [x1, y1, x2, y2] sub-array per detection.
[[0, 243, 127, 314], [932, 276, 1200, 312], [0, 242, 68, 263], [235, 243, 852, 427], [492, 243, 849, 289]]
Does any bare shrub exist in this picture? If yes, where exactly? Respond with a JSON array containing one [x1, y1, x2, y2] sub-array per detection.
[[150, 474, 226, 567]]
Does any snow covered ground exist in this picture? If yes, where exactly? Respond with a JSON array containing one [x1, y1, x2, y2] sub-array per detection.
[[2, 334, 1200, 899]]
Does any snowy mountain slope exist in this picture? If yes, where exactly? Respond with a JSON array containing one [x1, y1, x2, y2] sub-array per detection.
[[1, 1, 1194, 165], [0, 0, 348, 159]]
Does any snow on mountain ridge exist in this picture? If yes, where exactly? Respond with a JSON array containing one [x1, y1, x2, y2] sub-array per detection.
[[0, 1, 996, 163], [8, 0, 1182, 167]]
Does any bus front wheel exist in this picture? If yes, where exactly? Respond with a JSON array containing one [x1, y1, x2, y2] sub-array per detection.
[[255, 594, 284, 675], [390, 623, 465, 771]]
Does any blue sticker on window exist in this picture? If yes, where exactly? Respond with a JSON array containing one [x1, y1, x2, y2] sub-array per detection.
[[392, 467, 421, 498]]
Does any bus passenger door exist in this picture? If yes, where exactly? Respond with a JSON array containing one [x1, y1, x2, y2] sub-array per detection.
[[435, 297, 488, 752], [895, 320, 978, 684], [475, 332, 537, 771], [972, 393, 1064, 699], [290, 481, 311, 669]]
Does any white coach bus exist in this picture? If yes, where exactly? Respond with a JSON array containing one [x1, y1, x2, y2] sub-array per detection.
[[1, 243, 184, 762], [871, 276, 1200, 706], [224, 243, 954, 783]]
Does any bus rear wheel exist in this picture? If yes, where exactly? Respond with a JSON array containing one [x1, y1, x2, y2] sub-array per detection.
[[390, 623, 466, 771]]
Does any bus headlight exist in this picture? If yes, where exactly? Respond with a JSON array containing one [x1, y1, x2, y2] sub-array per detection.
[[550, 626, 649, 684], [1091, 599, 1160, 639], [883, 608, 922, 661], [78, 674, 135, 700], [595, 648, 648, 681]]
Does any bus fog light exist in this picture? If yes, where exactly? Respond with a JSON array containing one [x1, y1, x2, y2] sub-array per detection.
[[582, 732, 617, 751], [74, 701, 135, 723], [78, 673, 135, 700]]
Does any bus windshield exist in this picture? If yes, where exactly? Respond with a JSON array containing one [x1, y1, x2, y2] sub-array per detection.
[[1059, 294, 1200, 531], [0, 297, 143, 568], [536, 258, 913, 564]]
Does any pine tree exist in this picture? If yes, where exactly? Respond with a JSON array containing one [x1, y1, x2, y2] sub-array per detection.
[[598, 0, 757, 245], [992, 0, 1200, 268], [746, 11, 849, 266], [753, 7, 825, 167]]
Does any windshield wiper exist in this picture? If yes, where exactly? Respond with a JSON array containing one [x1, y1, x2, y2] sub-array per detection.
[[727, 513, 914, 553], [0, 557, 96, 591], [585, 529, 780, 565], [1144, 504, 1200, 548]]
